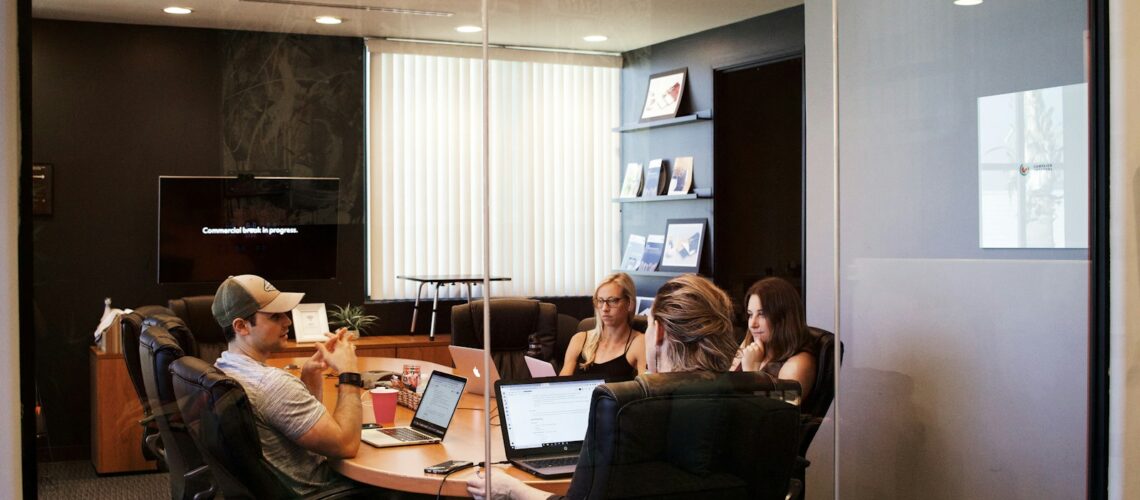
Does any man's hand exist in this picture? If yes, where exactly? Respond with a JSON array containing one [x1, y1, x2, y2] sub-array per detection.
[[300, 351, 328, 398], [316, 328, 359, 375], [465, 467, 548, 500]]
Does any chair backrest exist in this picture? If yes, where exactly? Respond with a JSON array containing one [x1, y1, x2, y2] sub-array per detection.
[[554, 313, 581, 372], [797, 327, 844, 456], [566, 372, 801, 500], [169, 295, 228, 364], [119, 305, 177, 416], [576, 315, 649, 335], [139, 319, 213, 500], [170, 356, 294, 499], [450, 298, 557, 380]]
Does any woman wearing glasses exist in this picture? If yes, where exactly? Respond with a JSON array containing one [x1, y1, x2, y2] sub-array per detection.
[[559, 272, 646, 378]]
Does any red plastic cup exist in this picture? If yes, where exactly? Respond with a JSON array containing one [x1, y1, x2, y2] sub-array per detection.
[[370, 387, 398, 425]]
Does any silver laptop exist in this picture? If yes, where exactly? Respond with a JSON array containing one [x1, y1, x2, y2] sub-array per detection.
[[524, 356, 556, 377], [495, 376, 608, 478], [448, 345, 501, 395], [361, 371, 466, 448]]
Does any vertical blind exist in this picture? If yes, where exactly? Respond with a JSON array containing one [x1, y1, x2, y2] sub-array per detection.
[[366, 41, 621, 300]]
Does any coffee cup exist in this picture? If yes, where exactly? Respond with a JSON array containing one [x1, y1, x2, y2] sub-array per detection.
[[370, 387, 398, 425]]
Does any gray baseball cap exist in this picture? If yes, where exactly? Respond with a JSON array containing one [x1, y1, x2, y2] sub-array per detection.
[[212, 275, 305, 328]]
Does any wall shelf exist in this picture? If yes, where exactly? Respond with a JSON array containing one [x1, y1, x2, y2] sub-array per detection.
[[613, 110, 713, 132], [617, 270, 685, 278], [614, 193, 708, 203]]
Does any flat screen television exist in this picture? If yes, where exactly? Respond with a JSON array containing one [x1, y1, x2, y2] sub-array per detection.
[[158, 176, 339, 283]]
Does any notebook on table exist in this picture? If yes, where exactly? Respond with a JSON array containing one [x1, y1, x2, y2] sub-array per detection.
[[449, 345, 501, 396], [495, 376, 608, 478], [361, 371, 467, 448], [524, 356, 556, 377]]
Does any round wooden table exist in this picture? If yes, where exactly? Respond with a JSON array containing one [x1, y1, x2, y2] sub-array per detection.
[[267, 356, 571, 497]]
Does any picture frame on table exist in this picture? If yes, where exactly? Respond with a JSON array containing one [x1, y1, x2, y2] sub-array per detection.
[[639, 67, 688, 122], [659, 218, 706, 273], [291, 303, 331, 343]]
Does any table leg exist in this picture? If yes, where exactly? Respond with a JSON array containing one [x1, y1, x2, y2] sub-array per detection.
[[410, 281, 427, 333], [429, 282, 441, 340]]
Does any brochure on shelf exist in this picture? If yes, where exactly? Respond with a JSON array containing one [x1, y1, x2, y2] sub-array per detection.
[[667, 156, 694, 195], [637, 234, 665, 271], [620, 234, 647, 271], [620, 162, 644, 198], [644, 158, 670, 196]]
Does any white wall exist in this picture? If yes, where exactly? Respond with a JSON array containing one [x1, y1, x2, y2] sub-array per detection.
[[2, 0, 24, 496], [1109, 1, 1140, 498]]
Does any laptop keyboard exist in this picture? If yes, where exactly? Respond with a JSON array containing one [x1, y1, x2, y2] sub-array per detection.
[[380, 427, 432, 442], [520, 456, 577, 468]]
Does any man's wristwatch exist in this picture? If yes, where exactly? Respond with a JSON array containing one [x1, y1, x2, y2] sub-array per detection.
[[337, 372, 364, 388]]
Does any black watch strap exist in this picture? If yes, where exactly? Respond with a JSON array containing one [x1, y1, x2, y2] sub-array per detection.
[[337, 372, 364, 388]]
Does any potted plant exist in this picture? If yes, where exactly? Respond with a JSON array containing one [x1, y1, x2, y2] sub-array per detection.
[[328, 303, 379, 339]]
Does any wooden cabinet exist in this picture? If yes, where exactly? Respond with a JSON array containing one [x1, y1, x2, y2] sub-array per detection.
[[89, 347, 157, 474]]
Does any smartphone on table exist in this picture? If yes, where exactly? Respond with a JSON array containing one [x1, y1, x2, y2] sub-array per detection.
[[424, 460, 474, 474]]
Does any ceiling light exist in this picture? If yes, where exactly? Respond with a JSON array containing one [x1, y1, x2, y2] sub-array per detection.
[[163, 6, 193, 15], [583, 35, 608, 43], [315, 16, 343, 25], [456, 25, 483, 33], [953, 0, 983, 5]]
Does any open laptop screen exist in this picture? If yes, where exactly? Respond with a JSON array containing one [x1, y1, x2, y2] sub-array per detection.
[[411, 371, 467, 436], [497, 377, 606, 452]]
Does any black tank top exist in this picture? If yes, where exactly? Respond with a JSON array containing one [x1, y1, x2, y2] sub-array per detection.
[[578, 332, 637, 380]]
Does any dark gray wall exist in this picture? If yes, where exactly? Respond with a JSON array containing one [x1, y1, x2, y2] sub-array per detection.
[[619, 6, 805, 298]]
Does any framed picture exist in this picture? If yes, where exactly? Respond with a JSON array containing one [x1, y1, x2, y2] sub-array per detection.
[[639, 67, 688, 122], [291, 303, 330, 343], [635, 296, 655, 317], [659, 218, 706, 273]]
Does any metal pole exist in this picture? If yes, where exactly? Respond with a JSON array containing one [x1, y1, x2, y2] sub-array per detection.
[[481, 0, 493, 495], [831, 0, 842, 497]]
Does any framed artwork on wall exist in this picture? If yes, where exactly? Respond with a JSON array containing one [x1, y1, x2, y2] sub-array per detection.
[[659, 218, 706, 273], [639, 67, 688, 122]]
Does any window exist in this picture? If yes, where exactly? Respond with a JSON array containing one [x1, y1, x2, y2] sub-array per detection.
[[366, 41, 621, 300]]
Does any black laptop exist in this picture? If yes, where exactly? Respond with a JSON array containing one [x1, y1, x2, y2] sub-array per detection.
[[494, 376, 608, 478]]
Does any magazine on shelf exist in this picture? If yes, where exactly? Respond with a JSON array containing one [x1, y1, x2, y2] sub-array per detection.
[[620, 234, 647, 271], [637, 234, 665, 271], [667, 156, 694, 195], [643, 158, 670, 196], [619, 162, 644, 198]]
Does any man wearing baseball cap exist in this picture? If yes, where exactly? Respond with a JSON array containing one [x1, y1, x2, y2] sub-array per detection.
[[212, 274, 365, 496]]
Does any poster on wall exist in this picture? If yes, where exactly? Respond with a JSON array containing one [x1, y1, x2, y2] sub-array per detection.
[[977, 83, 1088, 249]]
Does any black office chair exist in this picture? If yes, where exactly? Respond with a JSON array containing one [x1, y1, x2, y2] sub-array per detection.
[[565, 372, 802, 500], [170, 356, 369, 499], [576, 315, 649, 335], [450, 298, 557, 380], [790, 326, 844, 500], [169, 295, 228, 364], [119, 305, 178, 462], [139, 316, 215, 500], [553, 313, 581, 373]]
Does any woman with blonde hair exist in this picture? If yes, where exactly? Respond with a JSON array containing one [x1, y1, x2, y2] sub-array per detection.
[[560, 272, 645, 378], [731, 277, 817, 399]]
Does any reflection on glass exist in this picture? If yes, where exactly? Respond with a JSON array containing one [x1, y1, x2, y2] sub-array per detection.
[[978, 83, 1088, 248]]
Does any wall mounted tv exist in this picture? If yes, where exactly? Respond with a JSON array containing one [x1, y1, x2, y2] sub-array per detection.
[[158, 176, 340, 283]]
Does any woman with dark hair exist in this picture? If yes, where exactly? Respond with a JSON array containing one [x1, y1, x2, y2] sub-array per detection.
[[731, 277, 817, 399]]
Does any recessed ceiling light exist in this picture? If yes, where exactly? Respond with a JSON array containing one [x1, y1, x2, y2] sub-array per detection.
[[163, 6, 193, 15], [583, 35, 608, 43], [315, 16, 343, 25], [456, 25, 483, 33], [953, 0, 983, 5]]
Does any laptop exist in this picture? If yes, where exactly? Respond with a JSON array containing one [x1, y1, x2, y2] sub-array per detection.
[[524, 356, 557, 377], [361, 371, 467, 448], [495, 376, 608, 478], [449, 345, 501, 395]]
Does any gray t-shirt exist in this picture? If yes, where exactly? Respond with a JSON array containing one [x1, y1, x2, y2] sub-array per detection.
[[215, 351, 351, 496]]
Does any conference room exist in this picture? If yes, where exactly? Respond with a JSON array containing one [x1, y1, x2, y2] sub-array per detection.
[[21, 0, 1125, 499]]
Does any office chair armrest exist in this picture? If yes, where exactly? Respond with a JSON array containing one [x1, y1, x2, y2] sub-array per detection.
[[144, 432, 165, 460], [185, 465, 216, 500], [785, 478, 803, 500], [138, 414, 156, 425]]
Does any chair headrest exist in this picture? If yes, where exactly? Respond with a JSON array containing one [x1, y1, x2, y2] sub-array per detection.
[[169, 295, 227, 344], [452, 298, 556, 348], [599, 371, 802, 406], [577, 315, 649, 334], [143, 313, 199, 358]]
